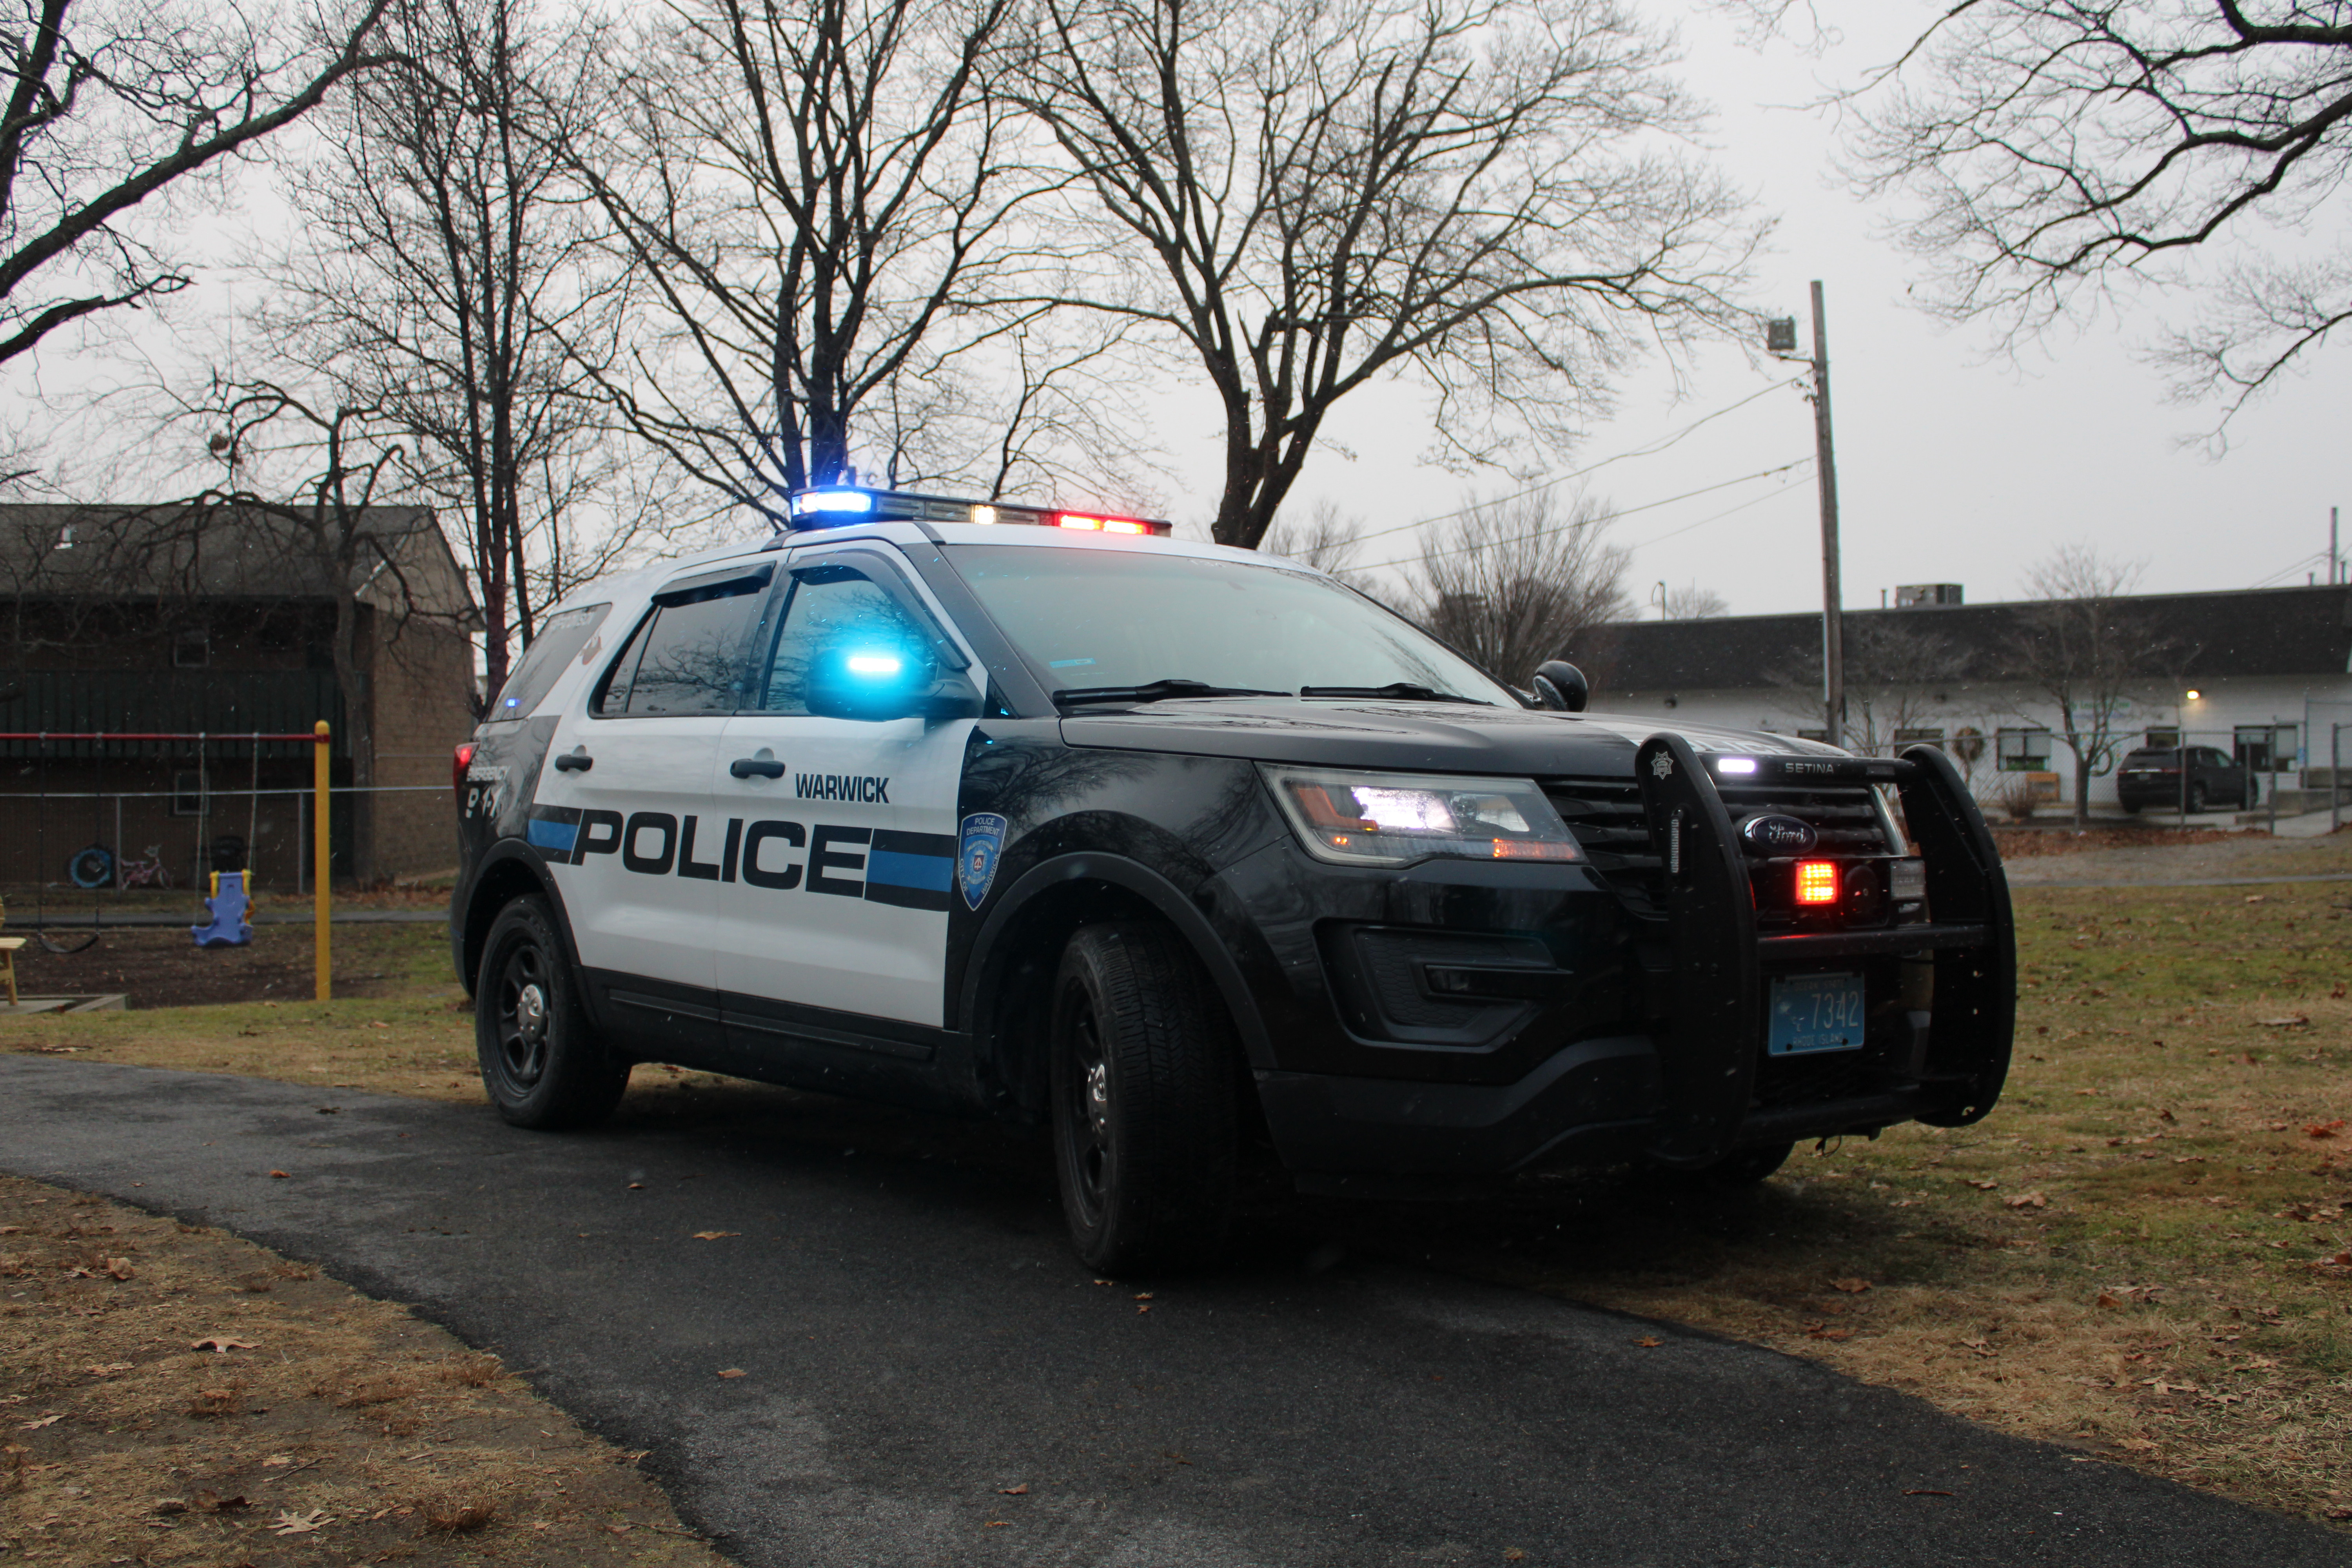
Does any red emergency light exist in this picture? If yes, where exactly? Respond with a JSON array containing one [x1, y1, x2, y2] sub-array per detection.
[[1795, 860, 1840, 905]]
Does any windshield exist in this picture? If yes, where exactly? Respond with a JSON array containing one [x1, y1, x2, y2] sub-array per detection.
[[944, 544, 1516, 703]]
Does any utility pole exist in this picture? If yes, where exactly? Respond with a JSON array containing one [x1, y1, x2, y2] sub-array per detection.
[[2332, 506, 2340, 585], [1766, 283, 1847, 748], [1809, 281, 1845, 749]]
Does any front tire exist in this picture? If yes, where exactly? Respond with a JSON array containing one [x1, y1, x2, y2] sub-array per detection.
[[2186, 783, 2209, 814], [1049, 923, 1239, 1272], [475, 895, 628, 1129]]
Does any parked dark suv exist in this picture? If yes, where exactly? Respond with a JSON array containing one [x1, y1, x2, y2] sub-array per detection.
[[450, 484, 2016, 1270], [2115, 746, 2258, 814]]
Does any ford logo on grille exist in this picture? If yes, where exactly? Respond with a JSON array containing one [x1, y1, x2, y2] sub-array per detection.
[[1740, 813, 1818, 853]]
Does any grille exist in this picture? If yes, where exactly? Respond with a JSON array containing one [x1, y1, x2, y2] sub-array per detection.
[[1713, 782, 1893, 855], [1540, 778, 1661, 912], [1542, 774, 1894, 913]]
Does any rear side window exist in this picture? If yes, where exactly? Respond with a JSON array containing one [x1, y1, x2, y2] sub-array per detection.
[[488, 604, 610, 719], [595, 564, 772, 716]]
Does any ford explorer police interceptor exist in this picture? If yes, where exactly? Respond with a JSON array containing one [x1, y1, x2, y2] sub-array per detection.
[[450, 485, 2015, 1270]]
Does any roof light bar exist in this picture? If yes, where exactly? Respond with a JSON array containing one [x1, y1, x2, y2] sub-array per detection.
[[791, 488, 873, 517], [780, 484, 1172, 536]]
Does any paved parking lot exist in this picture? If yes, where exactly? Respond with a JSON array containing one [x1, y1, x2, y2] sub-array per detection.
[[2, 1055, 2345, 1568]]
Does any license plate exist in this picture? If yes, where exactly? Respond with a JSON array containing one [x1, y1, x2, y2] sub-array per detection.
[[1768, 972, 1866, 1056]]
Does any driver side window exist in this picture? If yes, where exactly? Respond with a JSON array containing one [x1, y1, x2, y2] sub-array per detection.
[[759, 563, 931, 715]]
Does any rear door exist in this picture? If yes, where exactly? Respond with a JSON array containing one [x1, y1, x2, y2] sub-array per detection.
[[531, 559, 772, 1009], [713, 545, 978, 1033]]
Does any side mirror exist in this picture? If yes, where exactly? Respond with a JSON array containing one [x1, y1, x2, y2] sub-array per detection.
[[806, 643, 982, 722], [1531, 660, 1588, 713]]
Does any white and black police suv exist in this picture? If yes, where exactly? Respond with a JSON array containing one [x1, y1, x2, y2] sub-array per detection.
[[450, 485, 2014, 1270]]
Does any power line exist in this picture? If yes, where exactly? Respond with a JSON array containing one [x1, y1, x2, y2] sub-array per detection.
[[1356, 459, 1812, 573], [1624, 471, 1818, 550], [1343, 378, 1807, 548], [2249, 548, 2334, 590]]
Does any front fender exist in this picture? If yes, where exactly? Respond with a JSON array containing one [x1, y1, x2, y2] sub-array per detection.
[[957, 848, 1276, 1071]]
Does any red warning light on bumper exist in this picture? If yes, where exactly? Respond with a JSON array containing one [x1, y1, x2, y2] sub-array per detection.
[[1796, 860, 1840, 905]]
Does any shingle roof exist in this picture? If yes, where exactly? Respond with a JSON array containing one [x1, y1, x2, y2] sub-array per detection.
[[1573, 584, 2352, 696], [0, 503, 477, 626]]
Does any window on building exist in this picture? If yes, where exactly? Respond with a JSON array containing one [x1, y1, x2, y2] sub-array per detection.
[[1997, 728, 2052, 771], [1891, 727, 1945, 749], [1796, 728, 1829, 743], [173, 630, 209, 668], [2143, 726, 2180, 750], [2235, 724, 2299, 773], [172, 771, 204, 816]]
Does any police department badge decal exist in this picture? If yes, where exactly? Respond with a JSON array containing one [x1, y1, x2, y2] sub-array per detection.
[[958, 812, 1008, 910]]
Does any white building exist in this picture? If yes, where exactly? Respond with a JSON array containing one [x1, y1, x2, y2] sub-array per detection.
[[1573, 583, 2352, 814]]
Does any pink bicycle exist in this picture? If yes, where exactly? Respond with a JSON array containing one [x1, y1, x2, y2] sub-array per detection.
[[116, 845, 172, 891]]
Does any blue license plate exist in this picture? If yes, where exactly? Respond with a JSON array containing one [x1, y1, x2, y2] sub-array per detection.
[[1768, 972, 1866, 1055]]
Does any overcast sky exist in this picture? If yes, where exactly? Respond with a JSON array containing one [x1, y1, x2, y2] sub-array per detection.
[[1223, 6, 2352, 619]]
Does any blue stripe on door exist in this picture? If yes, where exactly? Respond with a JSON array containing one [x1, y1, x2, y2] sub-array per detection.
[[864, 848, 952, 891]]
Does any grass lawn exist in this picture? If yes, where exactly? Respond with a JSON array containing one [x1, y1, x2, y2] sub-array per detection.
[[4, 876, 2349, 1531]]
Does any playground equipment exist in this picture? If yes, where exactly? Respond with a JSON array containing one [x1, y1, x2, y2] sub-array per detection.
[[191, 869, 254, 948], [2, 724, 335, 998]]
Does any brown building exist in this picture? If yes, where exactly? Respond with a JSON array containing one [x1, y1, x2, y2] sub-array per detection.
[[0, 503, 480, 889]]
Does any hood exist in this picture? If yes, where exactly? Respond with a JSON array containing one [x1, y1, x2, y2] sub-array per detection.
[[1058, 700, 1846, 778]]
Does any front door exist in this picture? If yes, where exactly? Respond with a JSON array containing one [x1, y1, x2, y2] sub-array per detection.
[[532, 557, 773, 1008], [713, 546, 977, 1031]]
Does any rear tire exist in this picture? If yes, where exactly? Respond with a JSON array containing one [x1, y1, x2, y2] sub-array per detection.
[[2246, 777, 2260, 808], [1049, 923, 1239, 1272], [475, 895, 628, 1129], [2119, 800, 2140, 816]]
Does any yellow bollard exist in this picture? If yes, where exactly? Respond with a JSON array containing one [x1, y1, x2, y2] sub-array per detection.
[[314, 720, 331, 1001]]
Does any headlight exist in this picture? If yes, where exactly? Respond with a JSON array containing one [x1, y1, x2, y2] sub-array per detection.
[[1261, 765, 1582, 868]]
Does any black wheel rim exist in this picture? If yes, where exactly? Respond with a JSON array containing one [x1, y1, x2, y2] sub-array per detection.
[[494, 941, 553, 1087], [1062, 992, 1113, 1224]]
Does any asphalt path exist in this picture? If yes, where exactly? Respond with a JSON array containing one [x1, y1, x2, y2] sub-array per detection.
[[1, 1057, 2343, 1568]]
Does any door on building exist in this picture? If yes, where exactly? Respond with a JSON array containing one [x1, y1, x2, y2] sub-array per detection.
[[532, 557, 773, 1014], [713, 544, 978, 1045]]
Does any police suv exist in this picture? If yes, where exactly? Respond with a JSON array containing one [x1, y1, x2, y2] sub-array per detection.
[[451, 486, 2014, 1269]]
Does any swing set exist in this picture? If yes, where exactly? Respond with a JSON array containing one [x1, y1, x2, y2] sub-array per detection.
[[1, 723, 337, 1000]]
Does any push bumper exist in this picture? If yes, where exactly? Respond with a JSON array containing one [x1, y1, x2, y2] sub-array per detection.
[[1256, 739, 2014, 1181]]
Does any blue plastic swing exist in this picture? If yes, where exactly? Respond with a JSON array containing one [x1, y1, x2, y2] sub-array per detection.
[[191, 870, 253, 948]]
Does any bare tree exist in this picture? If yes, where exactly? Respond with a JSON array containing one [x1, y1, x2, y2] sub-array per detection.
[[263, 0, 635, 703], [1759, 1, 2352, 427], [1410, 490, 1628, 688], [0, 0, 394, 368], [1017, 0, 1758, 549], [1658, 580, 1726, 619], [566, 0, 1120, 525], [191, 377, 475, 876], [1261, 498, 1364, 580], [2007, 544, 2176, 829], [1771, 614, 1971, 756]]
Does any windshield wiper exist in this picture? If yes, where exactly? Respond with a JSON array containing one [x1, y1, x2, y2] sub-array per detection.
[[1298, 682, 1491, 705], [1053, 677, 1289, 706]]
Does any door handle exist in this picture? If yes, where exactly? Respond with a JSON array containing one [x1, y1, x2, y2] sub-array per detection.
[[730, 756, 786, 779], [554, 748, 593, 772]]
